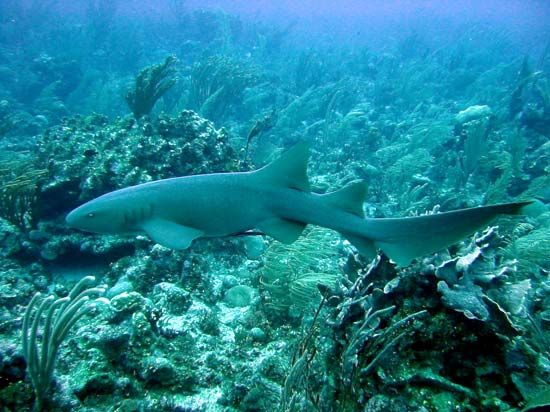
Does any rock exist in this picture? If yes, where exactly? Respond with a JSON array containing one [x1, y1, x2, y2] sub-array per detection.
[[28, 230, 48, 242], [110, 291, 147, 314], [435, 258, 460, 284], [39, 245, 58, 261], [74, 373, 117, 400], [157, 315, 188, 338], [93, 324, 131, 360], [0, 219, 22, 257], [0, 344, 26, 388], [224, 285, 255, 308], [437, 281, 489, 321], [106, 277, 134, 299], [140, 356, 176, 386], [455, 105, 492, 125], [37, 110, 238, 214], [249, 327, 267, 343], [152, 282, 191, 315], [222, 275, 239, 290], [243, 236, 266, 259]]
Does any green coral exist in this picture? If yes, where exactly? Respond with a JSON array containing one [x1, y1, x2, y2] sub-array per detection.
[[461, 116, 490, 179], [503, 221, 550, 273], [125, 55, 178, 119], [0, 152, 47, 229], [21, 276, 105, 411], [380, 147, 434, 213], [260, 227, 340, 316], [188, 55, 257, 122], [38, 110, 237, 207]]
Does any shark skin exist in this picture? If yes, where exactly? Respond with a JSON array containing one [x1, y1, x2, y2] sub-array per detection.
[[66, 143, 531, 266]]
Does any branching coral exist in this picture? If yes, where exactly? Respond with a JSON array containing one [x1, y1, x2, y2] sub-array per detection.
[[502, 222, 550, 273], [280, 256, 427, 411], [260, 227, 340, 316], [21, 276, 105, 411], [511, 69, 550, 134], [188, 55, 257, 121], [125, 55, 178, 119], [460, 116, 490, 179], [0, 152, 47, 229]]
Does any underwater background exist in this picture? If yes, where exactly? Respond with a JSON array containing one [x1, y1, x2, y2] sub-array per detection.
[[0, 0, 549, 411]]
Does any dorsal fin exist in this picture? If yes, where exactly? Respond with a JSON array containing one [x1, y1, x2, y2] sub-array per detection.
[[253, 142, 310, 191], [322, 181, 367, 217]]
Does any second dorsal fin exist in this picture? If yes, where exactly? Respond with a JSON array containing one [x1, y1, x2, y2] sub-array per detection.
[[321, 181, 367, 217]]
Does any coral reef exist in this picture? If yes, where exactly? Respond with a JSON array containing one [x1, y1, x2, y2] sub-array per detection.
[[125, 56, 178, 119], [260, 227, 341, 318], [0, 5, 547, 412], [21, 276, 105, 411], [37, 111, 237, 214], [188, 55, 258, 123], [0, 152, 47, 229]]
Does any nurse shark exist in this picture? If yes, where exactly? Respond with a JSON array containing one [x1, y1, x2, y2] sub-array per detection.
[[66, 143, 531, 266]]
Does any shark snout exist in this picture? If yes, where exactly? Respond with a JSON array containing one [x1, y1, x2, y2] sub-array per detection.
[[65, 209, 78, 228], [65, 200, 123, 234], [65, 203, 95, 231]]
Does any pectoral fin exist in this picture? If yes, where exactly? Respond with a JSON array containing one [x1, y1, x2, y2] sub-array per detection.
[[141, 218, 203, 250]]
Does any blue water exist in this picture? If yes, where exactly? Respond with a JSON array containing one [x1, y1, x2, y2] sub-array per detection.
[[0, 1, 549, 411]]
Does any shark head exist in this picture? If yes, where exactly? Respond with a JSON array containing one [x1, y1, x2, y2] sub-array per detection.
[[66, 184, 155, 235], [66, 195, 128, 234]]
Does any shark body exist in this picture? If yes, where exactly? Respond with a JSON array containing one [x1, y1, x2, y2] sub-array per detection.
[[66, 143, 530, 265]]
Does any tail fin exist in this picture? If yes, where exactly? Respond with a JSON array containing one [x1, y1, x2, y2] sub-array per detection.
[[349, 201, 532, 266]]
